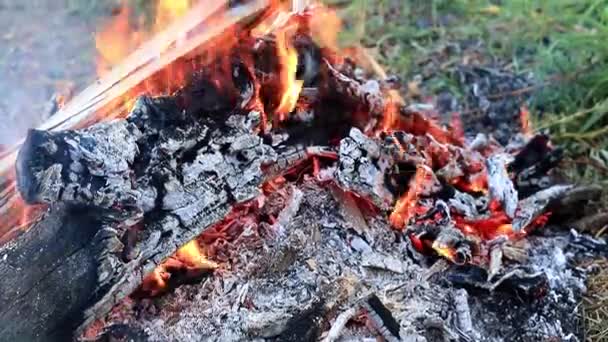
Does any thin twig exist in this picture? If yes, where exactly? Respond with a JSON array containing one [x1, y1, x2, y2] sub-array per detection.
[[321, 306, 358, 342]]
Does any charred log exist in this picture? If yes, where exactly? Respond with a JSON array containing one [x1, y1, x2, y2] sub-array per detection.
[[3, 96, 279, 341]]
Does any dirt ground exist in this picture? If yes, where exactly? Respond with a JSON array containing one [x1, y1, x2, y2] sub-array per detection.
[[0, 0, 113, 146]]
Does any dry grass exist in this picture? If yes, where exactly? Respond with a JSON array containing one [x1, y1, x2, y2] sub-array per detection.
[[582, 258, 608, 342]]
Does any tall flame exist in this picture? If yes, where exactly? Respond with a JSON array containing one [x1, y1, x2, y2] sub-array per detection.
[[95, 0, 192, 77], [275, 27, 304, 120]]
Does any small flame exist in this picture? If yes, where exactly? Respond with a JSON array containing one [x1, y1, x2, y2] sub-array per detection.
[[275, 27, 304, 120], [95, 0, 192, 77], [175, 239, 217, 269], [390, 166, 427, 229], [432, 242, 456, 261], [141, 239, 217, 296], [520, 106, 532, 136], [307, 5, 342, 49], [380, 93, 400, 132]]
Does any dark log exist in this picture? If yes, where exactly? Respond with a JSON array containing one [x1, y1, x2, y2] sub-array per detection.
[[2, 96, 280, 341], [0, 205, 101, 341]]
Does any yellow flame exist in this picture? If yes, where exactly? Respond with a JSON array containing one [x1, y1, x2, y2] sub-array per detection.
[[175, 239, 218, 269], [275, 28, 304, 119], [432, 241, 456, 260]]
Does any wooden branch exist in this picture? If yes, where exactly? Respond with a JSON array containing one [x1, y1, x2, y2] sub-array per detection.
[[0, 0, 272, 176]]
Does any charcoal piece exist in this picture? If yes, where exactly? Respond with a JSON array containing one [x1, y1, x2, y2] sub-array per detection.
[[486, 241, 504, 282], [514, 148, 563, 196], [430, 225, 475, 265], [274, 300, 327, 342], [512, 184, 573, 232], [446, 265, 549, 300], [508, 134, 553, 174], [323, 60, 385, 123], [88, 324, 149, 342], [337, 128, 393, 210], [486, 154, 518, 218], [452, 289, 479, 341], [491, 269, 549, 299], [16, 121, 142, 221], [448, 190, 481, 218], [361, 294, 401, 342], [568, 229, 608, 254]]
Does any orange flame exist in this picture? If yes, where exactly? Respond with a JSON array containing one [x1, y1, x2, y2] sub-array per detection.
[[380, 92, 401, 132], [520, 105, 532, 137], [275, 27, 304, 120], [154, 0, 191, 32], [95, 0, 192, 77], [95, 7, 144, 77], [307, 5, 342, 50], [141, 239, 217, 296], [390, 166, 428, 229]]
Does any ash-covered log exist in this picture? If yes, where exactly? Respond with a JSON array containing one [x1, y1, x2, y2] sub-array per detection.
[[2, 95, 279, 341]]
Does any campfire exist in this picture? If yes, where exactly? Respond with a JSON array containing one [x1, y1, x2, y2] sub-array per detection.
[[0, 1, 606, 341]]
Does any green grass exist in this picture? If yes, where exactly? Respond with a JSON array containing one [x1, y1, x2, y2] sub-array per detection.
[[328, 2, 608, 340], [329, 0, 608, 185]]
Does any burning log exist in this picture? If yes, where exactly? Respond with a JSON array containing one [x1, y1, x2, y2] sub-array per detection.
[[2, 93, 279, 340]]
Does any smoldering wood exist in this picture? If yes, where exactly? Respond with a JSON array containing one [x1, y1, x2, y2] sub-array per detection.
[[486, 154, 518, 218], [512, 184, 573, 232], [337, 128, 393, 210], [360, 294, 401, 342], [71, 183, 598, 342], [3, 95, 280, 341]]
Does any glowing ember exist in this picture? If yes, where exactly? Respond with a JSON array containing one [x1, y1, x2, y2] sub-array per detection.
[[175, 239, 217, 269], [452, 171, 488, 193]]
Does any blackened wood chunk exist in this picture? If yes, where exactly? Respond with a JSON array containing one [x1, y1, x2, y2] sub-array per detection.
[[362, 294, 401, 342], [337, 128, 393, 210], [273, 300, 327, 342], [16, 120, 142, 221]]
